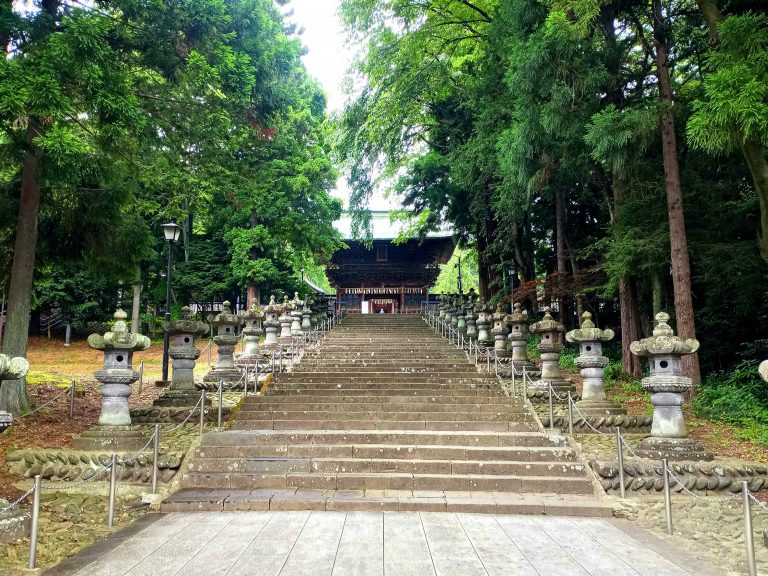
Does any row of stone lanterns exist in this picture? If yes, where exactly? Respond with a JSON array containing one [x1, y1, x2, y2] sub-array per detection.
[[433, 296, 713, 461]]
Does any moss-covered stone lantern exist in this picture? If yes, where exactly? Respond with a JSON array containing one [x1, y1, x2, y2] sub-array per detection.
[[279, 295, 293, 341], [491, 303, 509, 357], [263, 295, 283, 348], [203, 301, 242, 386], [73, 309, 150, 450], [475, 298, 492, 346], [0, 354, 30, 431], [529, 307, 572, 394], [566, 312, 624, 416], [157, 306, 208, 406], [630, 312, 712, 461], [504, 303, 537, 375]]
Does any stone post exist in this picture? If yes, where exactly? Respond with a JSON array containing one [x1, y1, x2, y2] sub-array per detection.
[[236, 302, 265, 376], [156, 306, 208, 406], [456, 296, 467, 335], [475, 299, 492, 346], [503, 303, 538, 375], [0, 354, 30, 431], [449, 296, 459, 328], [438, 295, 447, 321], [279, 295, 293, 341], [529, 307, 573, 394], [290, 292, 304, 336], [203, 301, 243, 386], [630, 312, 713, 460], [491, 304, 510, 357], [302, 298, 313, 333], [73, 310, 150, 450], [263, 295, 282, 348], [465, 289, 478, 339], [566, 312, 624, 416]]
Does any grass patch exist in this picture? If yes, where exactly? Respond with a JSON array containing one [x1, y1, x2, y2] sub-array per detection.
[[25, 371, 72, 388]]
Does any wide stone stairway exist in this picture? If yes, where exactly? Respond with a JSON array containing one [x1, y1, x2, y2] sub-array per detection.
[[163, 315, 611, 515]]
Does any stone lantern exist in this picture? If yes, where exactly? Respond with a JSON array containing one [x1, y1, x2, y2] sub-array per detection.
[[529, 307, 573, 394], [279, 295, 293, 341], [301, 298, 313, 333], [157, 306, 209, 406], [438, 295, 447, 321], [491, 303, 510, 357], [630, 312, 712, 460], [456, 296, 467, 335], [73, 309, 150, 450], [447, 296, 458, 328], [465, 289, 478, 339], [566, 312, 624, 416], [0, 354, 30, 431], [290, 292, 304, 336], [236, 301, 265, 375], [475, 298, 493, 346], [263, 295, 282, 348], [504, 303, 537, 375], [203, 301, 242, 386]]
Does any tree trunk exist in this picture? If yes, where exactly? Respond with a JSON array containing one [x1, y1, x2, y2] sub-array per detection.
[[131, 274, 142, 334], [619, 277, 643, 377], [555, 187, 569, 325], [247, 283, 261, 309], [0, 123, 43, 415], [741, 139, 768, 259], [653, 0, 701, 385]]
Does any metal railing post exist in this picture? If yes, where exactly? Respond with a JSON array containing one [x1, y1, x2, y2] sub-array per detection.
[[243, 367, 248, 398], [107, 453, 117, 527], [199, 389, 206, 436], [523, 368, 528, 398], [743, 481, 757, 576], [138, 360, 144, 394], [662, 458, 673, 535], [217, 380, 223, 429], [28, 475, 41, 569], [615, 427, 626, 499], [279, 348, 283, 372], [567, 392, 574, 436], [69, 378, 76, 418], [548, 385, 554, 431], [152, 424, 160, 495], [254, 361, 259, 395]]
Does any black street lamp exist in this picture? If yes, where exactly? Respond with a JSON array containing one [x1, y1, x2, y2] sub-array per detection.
[[456, 256, 463, 294], [301, 267, 305, 284], [160, 222, 182, 383], [508, 263, 517, 312]]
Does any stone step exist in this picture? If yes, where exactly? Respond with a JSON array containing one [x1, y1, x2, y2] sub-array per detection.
[[189, 457, 586, 477], [193, 443, 576, 462], [243, 395, 515, 405], [200, 430, 568, 448], [267, 388, 505, 397], [294, 364, 479, 372], [235, 410, 533, 421], [162, 488, 613, 516], [230, 419, 537, 432], [180, 470, 593, 493], [272, 377, 498, 386], [238, 401, 526, 412]]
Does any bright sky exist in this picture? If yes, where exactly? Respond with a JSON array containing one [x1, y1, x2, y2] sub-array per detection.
[[285, 0, 395, 212]]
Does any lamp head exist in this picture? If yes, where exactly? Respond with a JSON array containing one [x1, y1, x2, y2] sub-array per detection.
[[161, 222, 182, 243]]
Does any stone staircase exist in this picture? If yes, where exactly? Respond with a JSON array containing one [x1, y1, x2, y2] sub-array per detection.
[[163, 314, 611, 516]]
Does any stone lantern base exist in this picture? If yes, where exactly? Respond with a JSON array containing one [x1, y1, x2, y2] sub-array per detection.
[[0, 411, 11, 432], [635, 436, 714, 462], [153, 389, 201, 407], [0, 503, 30, 543], [529, 376, 574, 396], [71, 425, 150, 451], [574, 398, 626, 417], [203, 368, 244, 386]]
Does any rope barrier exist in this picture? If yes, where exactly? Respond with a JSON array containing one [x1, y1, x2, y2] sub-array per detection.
[[0, 485, 36, 514], [19, 387, 73, 419]]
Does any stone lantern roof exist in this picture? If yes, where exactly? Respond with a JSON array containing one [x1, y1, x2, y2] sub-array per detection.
[[0, 354, 29, 381], [565, 312, 614, 344], [629, 312, 699, 357], [162, 306, 209, 337], [265, 295, 285, 315], [504, 302, 528, 325], [210, 300, 242, 328], [88, 309, 150, 352]]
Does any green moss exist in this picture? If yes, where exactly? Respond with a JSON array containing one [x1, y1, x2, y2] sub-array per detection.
[[25, 371, 72, 388]]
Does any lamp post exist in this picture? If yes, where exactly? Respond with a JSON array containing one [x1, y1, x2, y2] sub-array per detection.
[[301, 267, 305, 284], [160, 223, 182, 383], [456, 256, 463, 294], [509, 263, 516, 312]]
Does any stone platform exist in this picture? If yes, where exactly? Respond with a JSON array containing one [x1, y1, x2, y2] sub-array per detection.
[[43, 510, 721, 576]]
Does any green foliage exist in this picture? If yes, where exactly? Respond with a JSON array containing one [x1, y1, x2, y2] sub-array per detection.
[[692, 360, 768, 444], [433, 248, 480, 294]]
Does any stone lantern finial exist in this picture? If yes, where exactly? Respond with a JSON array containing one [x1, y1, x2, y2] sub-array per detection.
[[566, 312, 623, 416], [630, 311, 711, 461]]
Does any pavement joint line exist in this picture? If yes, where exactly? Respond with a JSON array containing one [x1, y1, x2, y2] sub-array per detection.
[[329, 511, 348, 575], [275, 510, 311, 576], [417, 511, 439, 576], [455, 512, 492, 575]]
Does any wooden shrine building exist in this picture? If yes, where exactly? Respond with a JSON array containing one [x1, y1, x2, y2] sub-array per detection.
[[327, 222, 454, 313]]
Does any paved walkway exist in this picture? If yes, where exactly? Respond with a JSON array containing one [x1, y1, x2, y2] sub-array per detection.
[[45, 511, 721, 576]]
